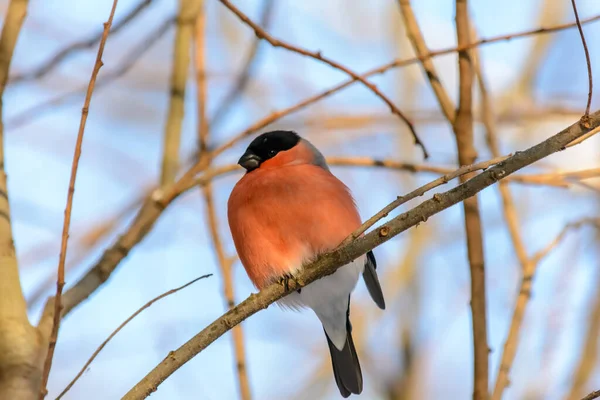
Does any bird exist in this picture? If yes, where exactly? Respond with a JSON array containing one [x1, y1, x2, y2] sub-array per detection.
[[227, 130, 385, 397]]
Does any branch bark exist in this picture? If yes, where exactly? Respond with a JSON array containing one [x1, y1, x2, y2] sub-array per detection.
[[0, 1, 45, 399], [122, 110, 600, 400]]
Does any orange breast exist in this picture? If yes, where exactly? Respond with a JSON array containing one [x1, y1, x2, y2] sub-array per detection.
[[227, 164, 362, 289]]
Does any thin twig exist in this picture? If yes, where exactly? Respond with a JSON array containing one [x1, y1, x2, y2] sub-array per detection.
[[55, 274, 212, 399], [38, 1, 121, 397], [195, 3, 252, 399], [218, 0, 428, 158], [9, 0, 153, 84], [122, 110, 600, 400], [339, 155, 510, 246], [570, 0, 593, 117]]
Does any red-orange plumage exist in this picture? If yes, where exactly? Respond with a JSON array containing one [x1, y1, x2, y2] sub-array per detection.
[[227, 143, 361, 289]]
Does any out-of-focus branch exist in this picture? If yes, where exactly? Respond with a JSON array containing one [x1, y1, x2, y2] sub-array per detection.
[[566, 271, 600, 400], [37, 0, 121, 397], [209, 0, 275, 130], [218, 0, 429, 158], [0, 0, 39, 398], [194, 3, 252, 399], [122, 110, 600, 400], [398, 0, 488, 397], [454, 3, 488, 398], [570, 0, 593, 118], [160, 0, 201, 185], [9, 0, 154, 84], [7, 16, 175, 131], [397, 0, 454, 122], [55, 274, 212, 399], [492, 218, 600, 400]]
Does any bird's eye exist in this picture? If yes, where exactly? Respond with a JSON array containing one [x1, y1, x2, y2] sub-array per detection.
[[268, 149, 277, 157]]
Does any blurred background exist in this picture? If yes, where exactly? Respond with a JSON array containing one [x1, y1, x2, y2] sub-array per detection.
[[2, 0, 600, 398]]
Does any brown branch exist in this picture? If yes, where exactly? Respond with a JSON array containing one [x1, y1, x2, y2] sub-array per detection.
[[492, 218, 600, 400], [218, 0, 429, 158], [580, 390, 600, 400], [121, 110, 600, 400], [566, 268, 600, 400], [37, 0, 121, 397], [570, 0, 593, 117], [9, 0, 153, 84], [454, 3, 488, 399], [339, 155, 510, 246], [160, 0, 201, 185], [195, 4, 252, 399], [398, 1, 487, 397], [55, 274, 212, 399]]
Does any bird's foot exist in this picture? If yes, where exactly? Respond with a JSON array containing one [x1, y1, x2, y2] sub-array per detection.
[[278, 273, 300, 292]]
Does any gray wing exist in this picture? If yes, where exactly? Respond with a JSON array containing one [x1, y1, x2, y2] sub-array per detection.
[[362, 250, 385, 309]]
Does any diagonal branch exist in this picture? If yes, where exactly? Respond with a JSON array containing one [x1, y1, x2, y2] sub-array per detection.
[[122, 110, 600, 400]]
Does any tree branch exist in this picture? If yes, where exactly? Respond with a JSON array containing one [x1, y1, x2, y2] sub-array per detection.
[[37, 0, 121, 397], [122, 110, 600, 400]]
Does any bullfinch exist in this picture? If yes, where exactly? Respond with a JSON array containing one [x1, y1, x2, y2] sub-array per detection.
[[227, 130, 385, 397]]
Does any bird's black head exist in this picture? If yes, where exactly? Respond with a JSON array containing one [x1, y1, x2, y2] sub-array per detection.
[[238, 130, 300, 171]]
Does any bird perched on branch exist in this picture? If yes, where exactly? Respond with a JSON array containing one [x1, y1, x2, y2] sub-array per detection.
[[227, 130, 385, 397]]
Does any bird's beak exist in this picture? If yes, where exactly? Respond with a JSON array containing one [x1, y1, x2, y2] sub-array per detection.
[[238, 151, 261, 171]]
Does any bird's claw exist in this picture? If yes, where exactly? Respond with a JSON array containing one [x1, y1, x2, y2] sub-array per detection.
[[278, 273, 299, 292]]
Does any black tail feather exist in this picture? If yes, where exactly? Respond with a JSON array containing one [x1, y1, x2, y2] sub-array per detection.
[[363, 250, 386, 310], [324, 300, 362, 397]]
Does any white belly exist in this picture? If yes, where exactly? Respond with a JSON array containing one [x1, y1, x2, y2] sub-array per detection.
[[278, 255, 365, 350]]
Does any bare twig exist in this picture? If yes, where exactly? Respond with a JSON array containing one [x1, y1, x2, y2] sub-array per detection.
[[493, 218, 600, 400], [9, 0, 153, 83], [38, 1, 121, 396], [340, 155, 510, 245], [195, 3, 252, 399], [160, 0, 201, 184], [218, 0, 429, 158], [122, 110, 600, 400], [55, 274, 212, 399], [570, 0, 593, 117]]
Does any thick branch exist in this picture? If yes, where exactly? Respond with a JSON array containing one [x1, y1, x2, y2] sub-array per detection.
[[122, 110, 600, 400]]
